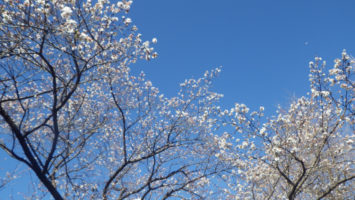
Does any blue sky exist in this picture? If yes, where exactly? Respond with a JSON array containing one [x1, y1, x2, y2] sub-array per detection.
[[130, 0, 355, 114]]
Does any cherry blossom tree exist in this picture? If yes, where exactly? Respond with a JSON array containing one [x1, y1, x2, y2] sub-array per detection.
[[1, 0, 354, 199], [0, 0, 227, 199], [216, 51, 354, 200]]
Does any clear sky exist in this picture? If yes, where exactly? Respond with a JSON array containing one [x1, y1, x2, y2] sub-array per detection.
[[129, 0, 355, 114]]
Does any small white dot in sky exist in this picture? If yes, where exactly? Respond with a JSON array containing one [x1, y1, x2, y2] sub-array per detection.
[[304, 41, 309, 46]]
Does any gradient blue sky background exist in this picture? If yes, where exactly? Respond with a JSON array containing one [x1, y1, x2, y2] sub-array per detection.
[[2, 0, 355, 198], [129, 0, 355, 114]]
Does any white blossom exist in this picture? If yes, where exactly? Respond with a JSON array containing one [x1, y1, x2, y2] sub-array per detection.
[[124, 17, 132, 25], [61, 6, 73, 19]]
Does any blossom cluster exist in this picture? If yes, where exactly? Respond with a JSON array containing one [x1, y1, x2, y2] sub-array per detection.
[[213, 51, 354, 199]]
